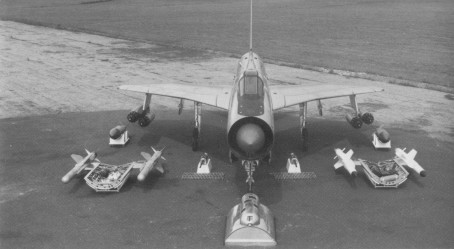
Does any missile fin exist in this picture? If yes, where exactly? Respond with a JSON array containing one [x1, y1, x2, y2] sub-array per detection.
[[156, 164, 164, 174], [394, 157, 406, 166], [407, 149, 417, 160], [71, 154, 84, 164], [141, 152, 153, 161], [334, 161, 343, 169]]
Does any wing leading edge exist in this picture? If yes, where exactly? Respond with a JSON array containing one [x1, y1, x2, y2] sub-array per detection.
[[270, 84, 384, 110], [119, 84, 232, 110]]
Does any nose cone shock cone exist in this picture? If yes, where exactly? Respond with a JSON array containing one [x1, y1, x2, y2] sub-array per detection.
[[236, 123, 265, 154]]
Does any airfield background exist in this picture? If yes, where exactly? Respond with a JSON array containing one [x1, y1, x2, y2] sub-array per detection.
[[1, 0, 453, 91], [0, 0, 453, 249]]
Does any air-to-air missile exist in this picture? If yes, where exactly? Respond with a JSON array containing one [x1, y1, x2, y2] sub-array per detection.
[[395, 148, 426, 177], [333, 148, 361, 177], [137, 147, 165, 181], [62, 149, 99, 183]]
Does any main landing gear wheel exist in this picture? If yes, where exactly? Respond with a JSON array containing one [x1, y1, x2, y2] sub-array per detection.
[[301, 127, 308, 152], [350, 116, 363, 129], [192, 127, 199, 151], [360, 112, 374, 125]]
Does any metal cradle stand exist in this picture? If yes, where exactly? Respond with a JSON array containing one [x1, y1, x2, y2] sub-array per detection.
[[109, 131, 130, 146], [225, 160, 276, 246], [372, 133, 391, 149], [225, 193, 276, 247]]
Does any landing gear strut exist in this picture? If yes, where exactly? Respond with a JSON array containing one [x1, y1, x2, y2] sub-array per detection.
[[348, 95, 363, 128], [229, 150, 238, 163], [299, 102, 308, 151], [347, 94, 374, 128], [243, 160, 258, 192], [192, 102, 201, 151], [192, 128, 199, 151], [264, 152, 272, 165]]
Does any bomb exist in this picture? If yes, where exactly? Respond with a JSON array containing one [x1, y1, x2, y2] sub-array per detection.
[[375, 126, 390, 143], [109, 125, 127, 139]]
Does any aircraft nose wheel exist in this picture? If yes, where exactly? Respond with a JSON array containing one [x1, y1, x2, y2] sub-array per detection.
[[192, 127, 199, 151]]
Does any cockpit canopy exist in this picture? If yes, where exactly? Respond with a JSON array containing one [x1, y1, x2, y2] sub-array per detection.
[[237, 70, 265, 116], [239, 70, 263, 97]]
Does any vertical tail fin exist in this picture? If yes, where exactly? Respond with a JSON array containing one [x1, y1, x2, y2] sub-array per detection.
[[249, 0, 253, 51]]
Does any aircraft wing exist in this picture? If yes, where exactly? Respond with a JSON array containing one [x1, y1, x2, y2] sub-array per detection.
[[119, 84, 232, 110], [269, 84, 383, 110]]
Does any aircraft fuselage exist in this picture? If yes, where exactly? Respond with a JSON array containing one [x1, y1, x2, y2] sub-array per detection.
[[227, 51, 274, 161]]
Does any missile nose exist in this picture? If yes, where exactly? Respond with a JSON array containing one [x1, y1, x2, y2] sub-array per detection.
[[137, 174, 146, 182], [420, 171, 427, 177], [236, 123, 265, 155], [61, 176, 70, 184]]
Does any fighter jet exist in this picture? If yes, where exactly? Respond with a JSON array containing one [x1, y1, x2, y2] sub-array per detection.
[[394, 148, 426, 177], [119, 1, 383, 170], [136, 146, 165, 181], [333, 148, 361, 177], [62, 149, 99, 183]]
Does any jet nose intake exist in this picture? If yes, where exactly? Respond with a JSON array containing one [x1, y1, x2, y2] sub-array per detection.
[[236, 123, 265, 154]]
